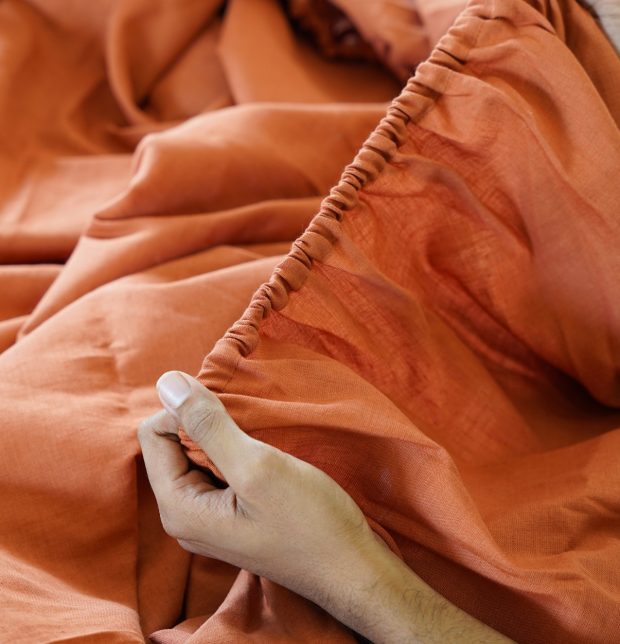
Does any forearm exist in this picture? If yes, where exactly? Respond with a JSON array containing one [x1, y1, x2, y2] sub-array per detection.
[[145, 373, 514, 642], [315, 538, 513, 644]]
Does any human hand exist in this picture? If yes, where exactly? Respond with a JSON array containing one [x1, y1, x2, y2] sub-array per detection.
[[138, 371, 513, 643], [137, 371, 379, 610]]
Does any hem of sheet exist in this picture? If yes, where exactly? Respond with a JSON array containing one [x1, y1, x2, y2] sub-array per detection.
[[193, 0, 496, 396]]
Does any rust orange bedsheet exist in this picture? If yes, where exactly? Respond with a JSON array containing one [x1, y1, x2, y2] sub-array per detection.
[[1, 0, 619, 642]]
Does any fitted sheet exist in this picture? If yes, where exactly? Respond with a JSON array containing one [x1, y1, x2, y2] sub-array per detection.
[[1, 0, 619, 642], [180, 0, 620, 641]]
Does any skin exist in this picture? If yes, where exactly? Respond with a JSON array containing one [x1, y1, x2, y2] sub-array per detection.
[[136, 7, 618, 640], [138, 371, 513, 643]]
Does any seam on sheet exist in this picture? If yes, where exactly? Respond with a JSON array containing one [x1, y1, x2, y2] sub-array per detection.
[[196, 0, 491, 392]]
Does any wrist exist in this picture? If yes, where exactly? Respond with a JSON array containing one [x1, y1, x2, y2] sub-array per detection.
[[303, 530, 412, 639], [308, 531, 513, 644]]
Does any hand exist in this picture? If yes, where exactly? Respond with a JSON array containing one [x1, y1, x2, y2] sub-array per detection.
[[138, 371, 379, 608], [138, 371, 513, 643]]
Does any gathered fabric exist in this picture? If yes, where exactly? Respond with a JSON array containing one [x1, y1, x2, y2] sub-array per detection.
[[0, 0, 618, 642]]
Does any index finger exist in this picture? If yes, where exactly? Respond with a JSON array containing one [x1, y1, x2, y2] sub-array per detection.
[[137, 409, 190, 500]]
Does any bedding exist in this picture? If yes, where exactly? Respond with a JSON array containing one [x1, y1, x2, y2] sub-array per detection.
[[1, 0, 619, 642]]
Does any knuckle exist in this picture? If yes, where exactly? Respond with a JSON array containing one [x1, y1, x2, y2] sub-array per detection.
[[159, 508, 179, 538], [138, 410, 167, 443], [235, 446, 282, 496], [137, 418, 153, 443], [176, 538, 197, 554], [184, 403, 223, 445], [159, 503, 188, 540]]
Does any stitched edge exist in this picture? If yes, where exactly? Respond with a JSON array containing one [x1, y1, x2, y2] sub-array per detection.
[[192, 0, 495, 406], [178, 0, 494, 465]]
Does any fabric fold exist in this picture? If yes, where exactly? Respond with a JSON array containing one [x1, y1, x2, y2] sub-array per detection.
[[1, 0, 619, 641], [173, 0, 620, 641]]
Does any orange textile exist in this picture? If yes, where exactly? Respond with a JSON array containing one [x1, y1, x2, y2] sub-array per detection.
[[1, 0, 619, 642]]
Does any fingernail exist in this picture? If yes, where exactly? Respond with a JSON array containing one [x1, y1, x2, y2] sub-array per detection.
[[157, 371, 191, 409]]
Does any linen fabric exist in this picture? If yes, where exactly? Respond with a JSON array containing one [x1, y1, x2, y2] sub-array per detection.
[[0, 0, 618, 642]]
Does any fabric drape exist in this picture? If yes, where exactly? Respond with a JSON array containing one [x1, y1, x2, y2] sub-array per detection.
[[1, 0, 618, 642]]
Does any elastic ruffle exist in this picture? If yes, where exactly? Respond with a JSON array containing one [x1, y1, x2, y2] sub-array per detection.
[[199, 0, 495, 371]]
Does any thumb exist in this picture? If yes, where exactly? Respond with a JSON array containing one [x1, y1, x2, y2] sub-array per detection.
[[156, 370, 254, 485]]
